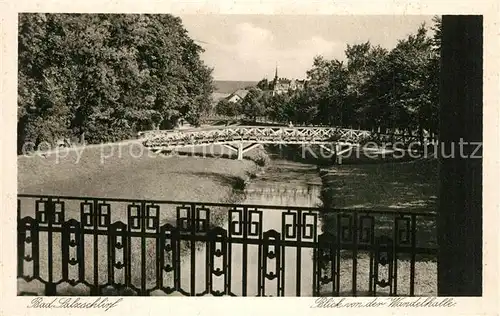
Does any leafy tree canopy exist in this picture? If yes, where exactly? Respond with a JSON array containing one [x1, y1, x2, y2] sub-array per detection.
[[18, 13, 214, 149]]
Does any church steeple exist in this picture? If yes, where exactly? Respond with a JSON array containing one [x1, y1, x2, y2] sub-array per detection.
[[274, 63, 278, 81]]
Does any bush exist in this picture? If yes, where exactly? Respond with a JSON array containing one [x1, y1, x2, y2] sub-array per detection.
[[250, 149, 270, 166], [232, 177, 246, 191]]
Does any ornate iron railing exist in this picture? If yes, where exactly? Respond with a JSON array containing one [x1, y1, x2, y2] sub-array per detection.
[[17, 194, 437, 297], [139, 126, 433, 150]]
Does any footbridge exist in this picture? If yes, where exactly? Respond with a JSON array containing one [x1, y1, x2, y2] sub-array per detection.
[[140, 126, 433, 161]]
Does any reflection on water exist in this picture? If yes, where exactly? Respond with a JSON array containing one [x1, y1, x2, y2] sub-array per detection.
[[244, 186, 321, 207], [244, 159, 322, 207], [233, 158, 322, 296], [174, 158, 323, 296]]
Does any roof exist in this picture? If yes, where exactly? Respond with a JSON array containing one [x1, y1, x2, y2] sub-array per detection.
[[227, 89, 249, 99], [276, 78, 291, 84]]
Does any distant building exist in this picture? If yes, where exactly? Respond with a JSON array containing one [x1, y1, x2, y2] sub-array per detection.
[[271, 65, 306, 96], [226, 89, 249, 103]]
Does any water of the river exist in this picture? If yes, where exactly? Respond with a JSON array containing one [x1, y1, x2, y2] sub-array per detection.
[[244, 158, 322, 207], [172, 156, 323, 296], [236, 158, 322, 296]]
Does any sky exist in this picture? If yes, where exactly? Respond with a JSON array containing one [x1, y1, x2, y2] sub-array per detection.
[[179, 15, 436, 81]]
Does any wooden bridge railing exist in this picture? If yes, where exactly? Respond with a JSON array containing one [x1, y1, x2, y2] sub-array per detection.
[[139, 126, 436, 150]]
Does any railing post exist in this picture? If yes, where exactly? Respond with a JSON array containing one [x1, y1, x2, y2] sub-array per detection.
[[295, 210, 302, 296], [92, 199, 100, 295], [17, 200, 24, 279], [45, 198, 56, 295], [241, 207, 248, 296], [140, 201, 147, 295], [351, 211, 358, 296], [237, 142, 244, 160], [190, 203, 197, 296], [334, 144, 342, 165]]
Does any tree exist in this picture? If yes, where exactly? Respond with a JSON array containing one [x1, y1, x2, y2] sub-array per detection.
[[344, 42, 389, 128], [427, 16, 441, 135], [17, 13, 214, 150], [348, 23, 439, 134], [256, 78, 271, 90], [241, 88, 266, 121], [430, 15, 442, 52], [381, 24, 436, 134], [302, 56, 349, 126], [266, 93, 291, 123], [215, 98, 240, 117]]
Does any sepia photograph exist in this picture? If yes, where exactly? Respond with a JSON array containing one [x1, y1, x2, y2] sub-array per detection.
[[13, 11, 484, 300]]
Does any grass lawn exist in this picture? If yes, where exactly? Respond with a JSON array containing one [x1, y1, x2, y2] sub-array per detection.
[[18, 141, 260, 202], [320, 158, 438, 211], [316, 158, 438, 295], [317, 255, 437, 296], [318, 158, 438, 245]]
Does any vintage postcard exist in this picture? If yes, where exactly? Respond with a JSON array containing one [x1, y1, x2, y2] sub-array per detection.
[[1, 0, 498, 315]]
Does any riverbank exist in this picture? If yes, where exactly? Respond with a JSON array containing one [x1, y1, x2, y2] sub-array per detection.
[[18, 142, 265, 202]]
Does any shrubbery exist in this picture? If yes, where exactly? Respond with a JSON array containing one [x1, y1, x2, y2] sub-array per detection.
[[250, 149, 271, 167]]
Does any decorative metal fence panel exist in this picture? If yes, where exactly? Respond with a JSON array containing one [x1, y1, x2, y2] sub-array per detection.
[[17, 194, 437, 297]]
